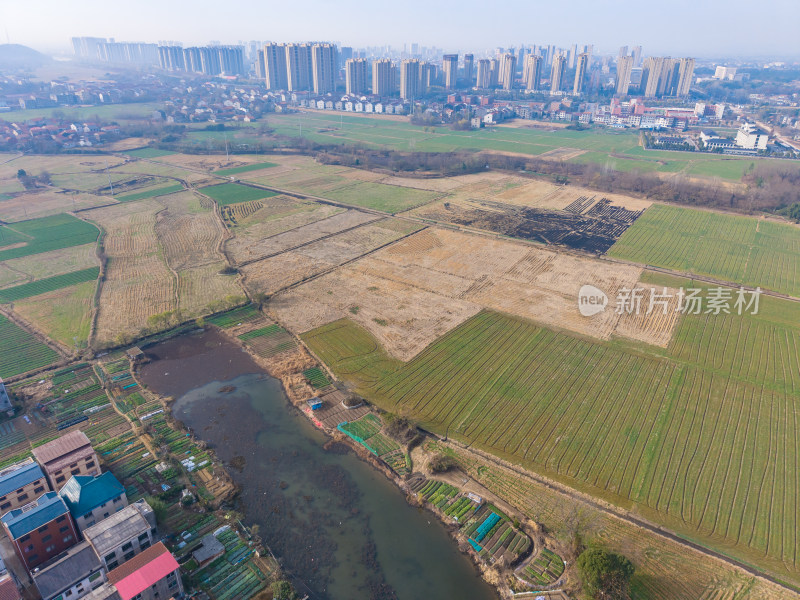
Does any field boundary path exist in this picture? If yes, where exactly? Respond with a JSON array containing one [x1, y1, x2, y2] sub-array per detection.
[[442, 438, 800, 596]]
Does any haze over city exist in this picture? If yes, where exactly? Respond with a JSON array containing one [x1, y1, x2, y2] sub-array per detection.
[[4, 0, 800, 57]]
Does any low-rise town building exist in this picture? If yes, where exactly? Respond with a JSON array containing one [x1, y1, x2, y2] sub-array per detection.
[[83, 500, 157, 571], [0, 459, 49, 513], [59, 472, 128, 531], [1, 492, 79, 571], [32, 431, 100, 491], [32, 541, 107, 600]]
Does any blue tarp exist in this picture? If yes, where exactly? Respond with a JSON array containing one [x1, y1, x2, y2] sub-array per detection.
[[468, 538, 482, 552], [475, 512, 501, 542]]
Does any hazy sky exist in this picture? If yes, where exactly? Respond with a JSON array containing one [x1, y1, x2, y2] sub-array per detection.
[[3, 0, 800, 58]]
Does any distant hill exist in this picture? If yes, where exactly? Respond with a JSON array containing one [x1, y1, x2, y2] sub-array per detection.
[[0, 44, 50, 69]]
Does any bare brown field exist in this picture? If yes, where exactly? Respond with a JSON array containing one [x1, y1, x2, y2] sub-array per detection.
[[50, 172, 134, 193], [0, 155, 126, 179], [224, 203, 345, 264], [230, 209, 380, 265], [177, 264, 243, 316], [0, 189, 114, 222], [273, 264, 482, 361], [378, 171, 514, 193], [155, 192, 224, 270], [614, 286, 681, 347], [241, 219, 420, 297], [274, 227, 677, 359], [1, 243, 99, 286], [88, 200, 176, 344], [153, 191, 243, 315], [105, 138, 155, 151], [538, 147, 588, 160], [109, 161, 212, 184], [337, 169, 387, 182]]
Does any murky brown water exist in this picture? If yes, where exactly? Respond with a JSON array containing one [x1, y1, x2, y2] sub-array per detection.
[[140, 329, 499, 600]]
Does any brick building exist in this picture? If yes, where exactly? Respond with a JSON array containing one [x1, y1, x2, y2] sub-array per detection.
[[1, 492, 79, 572], [0, 459, 49, 513], [32, 431, 100, 491]]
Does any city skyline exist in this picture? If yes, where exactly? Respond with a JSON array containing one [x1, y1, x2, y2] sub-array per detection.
[[3, 0, 800, 58]]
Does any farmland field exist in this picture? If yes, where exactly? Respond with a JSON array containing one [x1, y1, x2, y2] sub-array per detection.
[[215, 162, 277, 176], [0, 266, 99, 303], [200, 182, 278, 206], [0, 243, 99, 287], [116, 183, 184, 202], [14, 280, 96, 347], [124, 148, 176, 158], [0, 190, 113, 222], [608, 204, 800, 296], [264, 112, 800, 180], [0, 315, 60, 377], [273, 227, 675, 360], [88, 199, 177, 344], [0, 214, 99, 261], [303, 299, 800, 585]]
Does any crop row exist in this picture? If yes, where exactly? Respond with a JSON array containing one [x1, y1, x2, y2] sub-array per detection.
[[0, 316, 59, 378]]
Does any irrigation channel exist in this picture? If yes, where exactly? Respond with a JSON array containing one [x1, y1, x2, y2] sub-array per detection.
[[139, 328, 498, 600]]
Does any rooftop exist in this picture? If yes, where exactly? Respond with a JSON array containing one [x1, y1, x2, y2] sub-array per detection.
[[32, 430, 92, 467], [0, 492, 69, 539], [0, 575, 20, 600], [83, 502, 151, 556], [60, 472, 125, 517], [192, 533, 225, 564], [33, 541, 102, 599], [0, 460, 45, 498], [107, 542, 178, 600]]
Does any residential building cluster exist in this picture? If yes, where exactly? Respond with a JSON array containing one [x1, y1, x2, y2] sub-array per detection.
[[0, 430, 184, 600], [158, 45, 245, 76]]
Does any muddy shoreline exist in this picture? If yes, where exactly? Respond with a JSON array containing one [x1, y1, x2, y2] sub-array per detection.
[[137, 326, 501, 600]]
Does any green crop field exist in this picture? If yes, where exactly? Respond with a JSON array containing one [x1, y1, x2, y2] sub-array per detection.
[[264, 112, 800, 180], [0, 267, 99, 303], [125, 148, 176, 158], [215, 162, 277, 176], [200, 182, 278, 206], [608, 204, 800, 297], [0, 315, 59, 377], [0, 102, 164, 124], [323, 181, 439, 213], [303, 301, 800, 585], [115, 183, 184, 202], [0, 214, 99, 261]]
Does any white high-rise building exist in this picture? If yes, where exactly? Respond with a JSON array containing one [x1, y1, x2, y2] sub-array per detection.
[[346, 58, 368, 95], [616, 55, 633, 95], [400, 59, 421, 100], [523, 54, 543, 91]]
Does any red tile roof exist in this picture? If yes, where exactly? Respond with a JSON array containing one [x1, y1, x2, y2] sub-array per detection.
[[0, 575, 20, 600], [108, 542, 178, 600]]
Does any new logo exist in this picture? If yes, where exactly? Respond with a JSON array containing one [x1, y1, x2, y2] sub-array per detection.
[[578, 285, 607, 316]]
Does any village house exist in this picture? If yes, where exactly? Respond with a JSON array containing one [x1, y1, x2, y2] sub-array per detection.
[[59, 472, 128, 531], [0, 459, 49, 513], [1, 492, 79, 571], [32, 431, 100, 491]]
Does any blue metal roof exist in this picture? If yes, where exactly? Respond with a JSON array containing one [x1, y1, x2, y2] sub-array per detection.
[[1, 492, 69, 539], [0, 461, 45, 498], [59, 472, 125, 517]]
